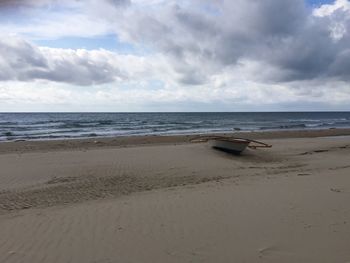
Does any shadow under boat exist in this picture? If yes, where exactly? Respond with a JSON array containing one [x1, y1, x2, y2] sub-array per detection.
[[191, 136, 272, 155]]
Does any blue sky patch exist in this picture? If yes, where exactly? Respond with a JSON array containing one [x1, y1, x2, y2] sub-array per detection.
[[34, 34, 136, 53], [306, 0, 335, 6]]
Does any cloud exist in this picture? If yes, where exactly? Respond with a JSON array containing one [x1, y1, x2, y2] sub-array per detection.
[[313, 0, 350, 17], [2, 0, 350, 86], [0, 0, 129, 8], [0, 0, 50, 8], [106, 0, 350, 84], [0, 36, 155, 85], [2, 75, 350, 112], [1, 0, 350, 111]]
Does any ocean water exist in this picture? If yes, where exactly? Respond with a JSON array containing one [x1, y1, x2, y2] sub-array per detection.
[[0, 112, 350, 141]]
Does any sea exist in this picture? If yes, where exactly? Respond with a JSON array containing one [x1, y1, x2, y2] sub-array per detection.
[[0, 112, 350, 142]]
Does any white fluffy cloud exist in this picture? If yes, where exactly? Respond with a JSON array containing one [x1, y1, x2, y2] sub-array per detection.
[[313, 0, 350, 17], [0, 36, 172, 85]]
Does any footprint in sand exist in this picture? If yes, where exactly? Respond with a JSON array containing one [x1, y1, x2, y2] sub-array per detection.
[[258, 246, 279, 259], [298, 173, 311, 176], [330, 188, 342, 193]]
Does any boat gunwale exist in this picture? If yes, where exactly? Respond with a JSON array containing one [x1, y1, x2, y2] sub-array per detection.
[[190, 135, 272, 148], [207, 138, 250, 144]]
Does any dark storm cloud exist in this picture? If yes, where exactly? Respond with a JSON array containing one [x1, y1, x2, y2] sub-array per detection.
[[107, 0, 130, 7], [0, 0, 129, 9], [116, 0, 350, 84], [0, 0, 55, 8], [329, 49, 350, 80]]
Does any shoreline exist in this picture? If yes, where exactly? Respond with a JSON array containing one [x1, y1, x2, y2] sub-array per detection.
[[1, 128, 350, 154]]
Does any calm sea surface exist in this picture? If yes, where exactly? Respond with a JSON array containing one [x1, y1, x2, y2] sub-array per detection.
[[0, 112, 350, 141]]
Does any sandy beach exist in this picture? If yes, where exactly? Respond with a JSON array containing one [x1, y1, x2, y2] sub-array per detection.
[[1, 129, 350, 263]]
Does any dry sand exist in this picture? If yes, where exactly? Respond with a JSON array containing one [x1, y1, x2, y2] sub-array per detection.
[[0, 130, 350, 262]]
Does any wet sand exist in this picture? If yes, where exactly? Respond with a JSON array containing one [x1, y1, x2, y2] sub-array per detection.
[[0, 130, 350, 262]]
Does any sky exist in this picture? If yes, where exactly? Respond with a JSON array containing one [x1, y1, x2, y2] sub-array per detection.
[[0, 0, 349, 112]]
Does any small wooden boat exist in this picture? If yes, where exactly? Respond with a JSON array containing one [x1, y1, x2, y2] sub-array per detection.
[[191, 136, 272, 154], [208, 138, 250, 154]]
